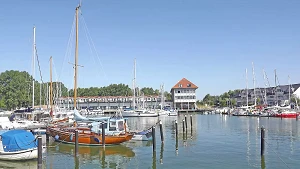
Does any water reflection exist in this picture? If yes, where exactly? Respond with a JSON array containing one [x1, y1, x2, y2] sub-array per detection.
[[0, 160, 39, 169], [160, 143, 164, 164], [261, 155, 266, 169], [152, 151, 156, 169]]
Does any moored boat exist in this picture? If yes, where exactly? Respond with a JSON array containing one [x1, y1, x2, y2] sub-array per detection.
[[0, 130, 43, 161]]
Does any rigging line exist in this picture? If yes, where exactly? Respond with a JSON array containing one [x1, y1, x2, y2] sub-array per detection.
[[35, 46, 44, 83], [263, 139, 291, 169], [80, 14, 109, 82], [58, 13, 76, 81]]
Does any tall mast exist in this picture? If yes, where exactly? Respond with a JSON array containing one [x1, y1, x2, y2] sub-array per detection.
[[288, 75, 291, 105], [263, 69, 267, 105], [133, 58, 136, 110], [274, 69, 278, 106], [252, 62, 256, 106], [246, 68, 248, 107], [74, 5, 80, 110], [50, 56, 53, 117], [32, 26, 36, 110]]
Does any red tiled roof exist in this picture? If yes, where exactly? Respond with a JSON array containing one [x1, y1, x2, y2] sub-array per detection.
[[171, 78, 198, 89]]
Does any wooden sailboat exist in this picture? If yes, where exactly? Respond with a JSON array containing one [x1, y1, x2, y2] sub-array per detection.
[[47, 4, 133, 145]]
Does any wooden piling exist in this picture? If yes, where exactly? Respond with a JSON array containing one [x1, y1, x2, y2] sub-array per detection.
[[261, 127, 265, 156], [182, 119, 185, 133], [175, 120, 178, 138], [296, 114, 299, 121], [190, 115, 193, 128], [184, 115, 187, 130], [159, 120, 164, 143], [38, 136, 42, 168], [152, 126, 156, 152], [102, 122, 106, 148], [75, 130, 79, 156]]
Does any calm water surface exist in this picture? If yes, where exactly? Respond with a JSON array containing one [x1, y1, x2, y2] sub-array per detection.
[[4, 114, 300, 169]]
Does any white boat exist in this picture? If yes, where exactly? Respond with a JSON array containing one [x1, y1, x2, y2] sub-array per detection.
[[131, 129, 152, 141], [0, 130, 43, 161], [122, 109, 158, 117]]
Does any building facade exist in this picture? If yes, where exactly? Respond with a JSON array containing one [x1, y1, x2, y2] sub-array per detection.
[[234, 84, 300, 107], [56, 95, 172, 110], [171, 78, 198, 110]]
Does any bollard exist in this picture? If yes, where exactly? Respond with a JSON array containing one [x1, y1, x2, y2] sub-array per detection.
[[159, 120, 164, 143], [75, 130, 79, 156], [184, 115, 187, 130], [182, 119, 185, 133], [190, 115, 193, 129], [261, 127, 265, 156], [38, 136, 42, 168], [296, 114, 299, 121], [102, 122, 106, 148], [152, 126, 156, 152], [175, 120, 178, 138]]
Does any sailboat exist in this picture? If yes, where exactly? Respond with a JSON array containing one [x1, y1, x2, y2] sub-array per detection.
[[47, 4, 133, 145], [122, 59, 158, 117]]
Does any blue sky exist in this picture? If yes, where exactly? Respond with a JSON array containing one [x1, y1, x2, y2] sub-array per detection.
[[1, 0, 300, 99]]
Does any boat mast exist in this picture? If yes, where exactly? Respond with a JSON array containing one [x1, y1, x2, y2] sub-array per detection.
[[50, 56, 53, 117], [246, 68, 248, 107], [32, 26, 36, 110], [274, 69, 278, 106], [288, 75, 291, 105], [263, 69, 267, 105], [133, 58, 136, 110], [74, 4, 80, 110], [252, 62, 256, 106]]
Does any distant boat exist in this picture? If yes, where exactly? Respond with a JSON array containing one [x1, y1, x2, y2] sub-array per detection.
[[131, 129, 152, 141], [0, 130, 43, 161]]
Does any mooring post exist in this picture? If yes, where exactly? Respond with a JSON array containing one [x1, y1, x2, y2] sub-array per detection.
[[175, 120, 178, 138], [184, 115, 187, 130], [261, 126, 265, 156], [190, 115, 193, 129], [38, 136, 42, 168], [182, 119, 185, 133], [296, 114, 299, 121], [152, 126, 156, 152], [159, 120, 164, 143], [75, 130, 79, 156], [102, 122, 106, 148]]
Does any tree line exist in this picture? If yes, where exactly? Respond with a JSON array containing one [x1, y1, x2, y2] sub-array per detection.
[[197, 90, 240, 107], [0, 70, 171, 110]]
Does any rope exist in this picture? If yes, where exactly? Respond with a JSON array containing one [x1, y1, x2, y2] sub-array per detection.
[[35, 47, 44, 84], [263, 138, 291, 169], [47, 132, 73, 148]]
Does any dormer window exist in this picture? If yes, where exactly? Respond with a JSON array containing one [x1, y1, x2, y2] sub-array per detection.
[[187, 84, 191, 87], [178, 84, 182, 87]]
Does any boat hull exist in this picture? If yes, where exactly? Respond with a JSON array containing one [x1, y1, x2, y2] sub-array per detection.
[[0, 148, 38, 161], [48, 127, 133, 146]]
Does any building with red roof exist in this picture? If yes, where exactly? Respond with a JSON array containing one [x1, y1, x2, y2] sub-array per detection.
[[171, 78, 198, 110]]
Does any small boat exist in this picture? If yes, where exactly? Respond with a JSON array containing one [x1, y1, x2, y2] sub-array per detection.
[[274, 109, 299, 118], [131, 129, 152, 141], [47, 126, 133, 146], [0, 130, 41, 161]]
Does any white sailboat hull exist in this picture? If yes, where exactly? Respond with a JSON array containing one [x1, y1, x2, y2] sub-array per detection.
[[0, 148, 38, 161]]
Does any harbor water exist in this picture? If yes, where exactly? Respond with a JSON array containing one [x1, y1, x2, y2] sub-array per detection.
[[3, 114, 300, 169]]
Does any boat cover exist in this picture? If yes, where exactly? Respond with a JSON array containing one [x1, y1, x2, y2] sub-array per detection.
[[0, 130, 37, 152]]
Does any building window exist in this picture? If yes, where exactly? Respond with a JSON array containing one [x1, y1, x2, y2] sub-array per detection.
[[187, 84, 191, 87], [178, 91, 180, 93], [178, 84, 182, 88]]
